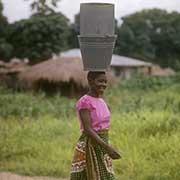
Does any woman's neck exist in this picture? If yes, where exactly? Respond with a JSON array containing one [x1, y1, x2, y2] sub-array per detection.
[[87, 90, 102, 98]]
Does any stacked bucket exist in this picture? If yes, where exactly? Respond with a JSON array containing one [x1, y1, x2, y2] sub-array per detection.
[[78, 3, 117, 71]]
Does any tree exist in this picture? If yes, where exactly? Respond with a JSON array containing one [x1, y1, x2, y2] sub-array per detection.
[[0, 0, 7, 33], [115, 9, 180, 71], [0, 0, 13, 60], [67, 12, 80, 49], [8, 13, 70, 64], [25, 0, 60, 15]]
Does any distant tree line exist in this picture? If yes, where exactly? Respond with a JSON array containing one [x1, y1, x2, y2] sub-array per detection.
[[115, 9, 180, 71], [0, 0, 180, 70]]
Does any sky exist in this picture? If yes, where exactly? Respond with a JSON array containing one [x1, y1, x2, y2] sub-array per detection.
[[2, 0, 180, 23]]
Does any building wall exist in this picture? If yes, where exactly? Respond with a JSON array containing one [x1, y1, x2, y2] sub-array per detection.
[[111, 66, 152, 79], [111, 67, 138, 79]]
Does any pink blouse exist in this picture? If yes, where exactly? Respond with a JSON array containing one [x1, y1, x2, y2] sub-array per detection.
[[76, 94, 110, 132]]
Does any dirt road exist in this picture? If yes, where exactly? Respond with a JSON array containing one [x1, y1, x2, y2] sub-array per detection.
[[0, 172, 67, 180]]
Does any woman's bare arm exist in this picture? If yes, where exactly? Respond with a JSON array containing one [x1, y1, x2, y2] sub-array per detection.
[[79, 109, 121, 159]]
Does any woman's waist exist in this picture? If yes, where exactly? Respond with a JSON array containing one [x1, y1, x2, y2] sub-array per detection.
[[80, 121, 109, 131], [79, 128, 109, 144], [81, 128, 109, 136], [97, 128, 109, 135]]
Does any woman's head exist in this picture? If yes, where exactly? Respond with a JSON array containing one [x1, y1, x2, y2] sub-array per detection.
[[87, 71, 107, 96]]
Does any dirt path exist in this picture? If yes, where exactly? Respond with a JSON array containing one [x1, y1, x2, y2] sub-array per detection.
[[0, 172, 67, 180]]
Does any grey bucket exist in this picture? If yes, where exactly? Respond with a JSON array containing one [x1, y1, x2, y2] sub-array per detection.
[[78, 35, 117, 71], [78, 3, 117, 71], [80, 3, 115, 36]]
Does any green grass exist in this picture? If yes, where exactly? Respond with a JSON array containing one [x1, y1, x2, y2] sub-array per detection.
[[0, 76, 180, 179], [0, 116, 78, 178]]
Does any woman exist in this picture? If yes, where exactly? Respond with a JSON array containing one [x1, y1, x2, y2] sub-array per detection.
[[70, 71, 121, 180]]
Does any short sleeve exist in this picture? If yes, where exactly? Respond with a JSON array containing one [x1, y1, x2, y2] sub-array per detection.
[[76, 96, 93, 111]]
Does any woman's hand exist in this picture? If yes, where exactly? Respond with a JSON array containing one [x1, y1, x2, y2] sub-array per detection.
[[106, 145, 121, 159]]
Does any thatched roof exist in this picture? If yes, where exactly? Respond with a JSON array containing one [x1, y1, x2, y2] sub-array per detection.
[[19, 57, 117, 88], [60, 49, 152, 67], [0, 60, 5, 67], [0, 59, 28, 75]]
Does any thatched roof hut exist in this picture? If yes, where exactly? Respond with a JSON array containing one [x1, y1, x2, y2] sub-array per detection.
[[0, 59, 29, 74], [0, 59, 29, 89], [0, 60, 5, 67], [19, 57, 117, 97], [19, 57, 87, 87]]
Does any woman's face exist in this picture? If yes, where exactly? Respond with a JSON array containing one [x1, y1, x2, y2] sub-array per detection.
[[89, 74, 107, 95]]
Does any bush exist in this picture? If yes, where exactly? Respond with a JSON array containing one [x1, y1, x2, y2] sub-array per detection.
[[117, 74, 180, 91], [0, 88, 76, 119]]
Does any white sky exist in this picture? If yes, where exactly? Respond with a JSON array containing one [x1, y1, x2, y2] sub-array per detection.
[[2, 0, 180, 23]]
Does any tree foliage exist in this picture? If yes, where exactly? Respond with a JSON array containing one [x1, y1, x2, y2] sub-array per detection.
[[8, 13, 70, 63], [0, 0, 7, 30], [115, 9, 180, 71], [0, 0, 13, 60], [67, 12, 80, 49], [25, 0, 60, 15]]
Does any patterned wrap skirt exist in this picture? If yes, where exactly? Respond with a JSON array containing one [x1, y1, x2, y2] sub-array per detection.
[[70, 129, 116, 180]]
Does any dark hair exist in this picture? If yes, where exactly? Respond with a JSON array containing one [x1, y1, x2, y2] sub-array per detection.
[[87, 71, 106, 81]]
